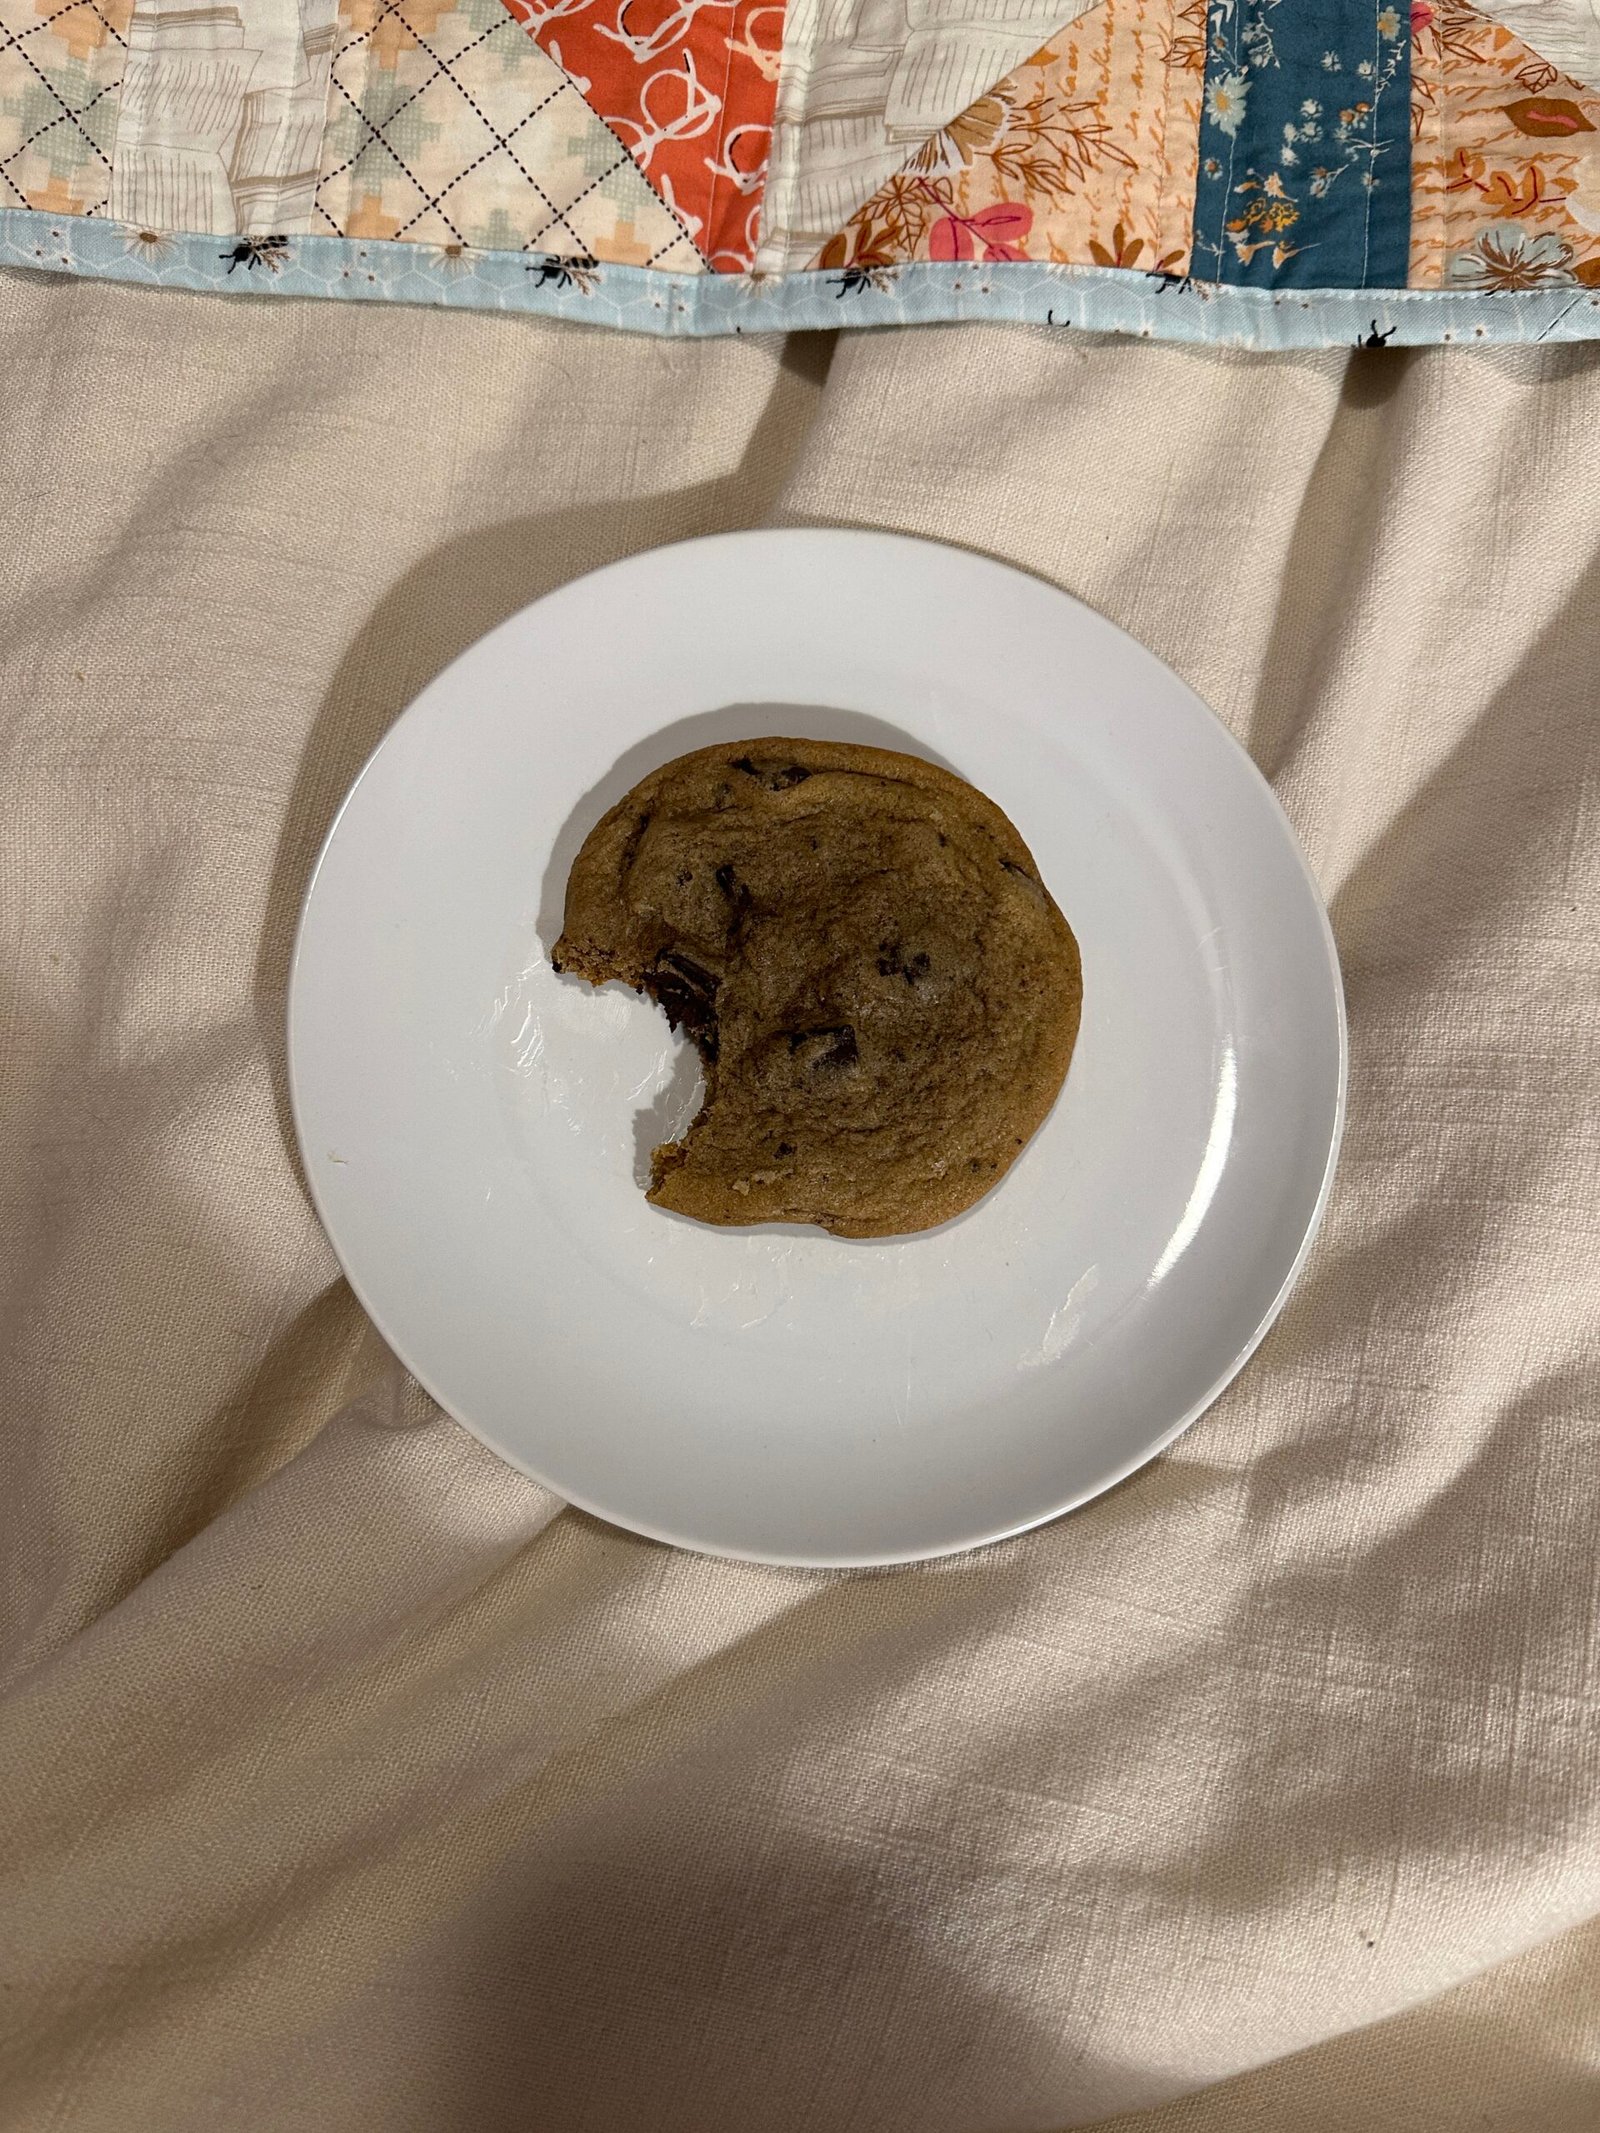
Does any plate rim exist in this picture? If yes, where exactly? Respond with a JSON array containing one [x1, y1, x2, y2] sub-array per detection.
[[287, 527, 1349, 1567]]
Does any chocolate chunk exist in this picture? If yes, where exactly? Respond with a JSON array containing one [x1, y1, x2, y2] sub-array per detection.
[[786, 1024, 858, 1071], [658, 950, 718, 996], [730, 755, 814, 793], [876, 941, 932, 985], [644, 951, 721, 1062]]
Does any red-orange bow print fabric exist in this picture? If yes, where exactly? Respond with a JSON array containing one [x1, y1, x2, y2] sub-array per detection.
[[501, 0, 786, 269]]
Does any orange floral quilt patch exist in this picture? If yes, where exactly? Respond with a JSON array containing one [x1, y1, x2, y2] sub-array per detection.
[[813, 0, 1205, 279], [1412, 0, 1600, 289]]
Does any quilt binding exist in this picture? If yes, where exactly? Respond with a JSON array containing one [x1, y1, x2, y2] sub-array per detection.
[[6, 206, 1600, 343]]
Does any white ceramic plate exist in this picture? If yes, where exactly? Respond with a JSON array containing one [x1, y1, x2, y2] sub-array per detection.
[[289, 530, 1344, 1566]]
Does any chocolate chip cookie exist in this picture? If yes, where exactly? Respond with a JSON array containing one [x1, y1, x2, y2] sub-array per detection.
[[551, 738, 1081, 1237]]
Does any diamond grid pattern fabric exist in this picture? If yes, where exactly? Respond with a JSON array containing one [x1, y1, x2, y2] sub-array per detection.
[[0, 0, 127, 216], [315, 0, 701, 263]]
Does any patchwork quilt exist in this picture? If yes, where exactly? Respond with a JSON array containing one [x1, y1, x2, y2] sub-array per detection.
[[7, 0, 1600, 341]]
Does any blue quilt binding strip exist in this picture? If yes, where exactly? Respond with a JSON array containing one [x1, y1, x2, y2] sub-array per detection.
[[7, 209, 1600, 347], [1194, 0, 1412, 290]]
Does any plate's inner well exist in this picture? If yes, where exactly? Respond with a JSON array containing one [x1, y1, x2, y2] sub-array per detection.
[[289, 535, 1343, 1563]]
